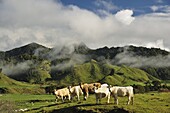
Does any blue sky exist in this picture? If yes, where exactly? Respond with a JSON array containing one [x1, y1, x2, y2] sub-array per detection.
[[61, 0, 170, 15], [0, 0, 170, 51]]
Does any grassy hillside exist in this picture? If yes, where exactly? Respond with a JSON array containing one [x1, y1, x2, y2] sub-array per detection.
[[0, 72, 45, 94], [0, 92, 169, 113], [53, 60, 158, 86]]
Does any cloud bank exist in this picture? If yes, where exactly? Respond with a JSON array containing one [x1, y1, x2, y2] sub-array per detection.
[[0, 0, 170, 51], [113, 48, 170, 68]]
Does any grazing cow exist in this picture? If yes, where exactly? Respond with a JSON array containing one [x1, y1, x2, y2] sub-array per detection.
[[68, 85, 83, 101], [53, 87, 71, 102], [94, 84, 111, 104], [80, 82, 101, 100], [109, 86, 134, 105]]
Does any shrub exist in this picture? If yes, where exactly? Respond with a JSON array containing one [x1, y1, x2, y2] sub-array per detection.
[[0, 88, 7, 94], [133, 84, 145, 94]]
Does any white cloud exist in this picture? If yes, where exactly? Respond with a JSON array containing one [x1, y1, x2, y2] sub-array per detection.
[[114, 48, 170, 68], [156, 0, 163, 3], [150, 5, 159, 12], [94, 0, 118, 12], [145, 40, 169, 51], [150, 5, 170, 13], [0, 0, 169, 52], [115, 9, 135, 25]]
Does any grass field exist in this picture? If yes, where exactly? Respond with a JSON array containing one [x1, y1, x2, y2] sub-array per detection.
[[0, 92, 170, 113]]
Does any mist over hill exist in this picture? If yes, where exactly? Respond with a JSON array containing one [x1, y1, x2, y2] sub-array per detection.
[[0, 42, 169, 84]]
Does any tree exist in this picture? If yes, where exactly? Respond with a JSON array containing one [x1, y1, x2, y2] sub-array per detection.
[[26, 60, 51, 83], [109, 69, 115, 75], [152, 80, 161, 90]]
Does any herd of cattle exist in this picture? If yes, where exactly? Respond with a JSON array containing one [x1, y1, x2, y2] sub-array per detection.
[[53, 83, 134, 105]]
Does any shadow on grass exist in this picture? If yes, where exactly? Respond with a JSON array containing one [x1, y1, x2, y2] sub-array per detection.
[[27, 102, 65, 111], [27, 102, 129, 113], [50, 103, 129, 113]]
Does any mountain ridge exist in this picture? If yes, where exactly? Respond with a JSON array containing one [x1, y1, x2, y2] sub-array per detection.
[[1, 42, 169, 56], [0, 42, 170, 83]]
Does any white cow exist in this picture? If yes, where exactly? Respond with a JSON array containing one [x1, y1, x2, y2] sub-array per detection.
[[94, 84, 111, 104], [54, 87, 71, 102], [109, 86, 134, 105], [68, 85, 83, 101]]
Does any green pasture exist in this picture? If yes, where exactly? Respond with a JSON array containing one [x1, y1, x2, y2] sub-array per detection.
[[0, 92, 170, 113]]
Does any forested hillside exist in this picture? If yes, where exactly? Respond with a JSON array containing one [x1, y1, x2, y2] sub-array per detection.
[[0, 42, 169, 85]]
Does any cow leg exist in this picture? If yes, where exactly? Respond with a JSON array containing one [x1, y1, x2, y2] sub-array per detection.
[[107, 93, 110, 103], [61, 96, 64, 102], [131, 96, 134, 105], [96, 99, 99, 104], [115, 98, 118, 105], [55, 98, 58, 102], [77, 94, 80, 101], [68, 95, 71, 101], [95, 94, 99, 104], [55, 96, 59, 102], [70, 95, 73, 101], [113, 95, 118, 105], [127, 96, 131, 105], [84, 92, 89, 100]]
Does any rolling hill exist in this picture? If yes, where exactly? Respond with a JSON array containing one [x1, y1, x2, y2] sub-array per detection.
[[0, 71, 44, 94], [51, 59, 158, 86]]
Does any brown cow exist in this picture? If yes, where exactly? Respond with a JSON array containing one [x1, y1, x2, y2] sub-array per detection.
[[80, 82, 101, 100]]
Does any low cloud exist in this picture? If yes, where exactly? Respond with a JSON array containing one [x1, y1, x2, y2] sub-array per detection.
[[1, 60, 33, 76], [113, 47, 170, 68], [51, 53, 89, 71], [45, 42, 90, 70]]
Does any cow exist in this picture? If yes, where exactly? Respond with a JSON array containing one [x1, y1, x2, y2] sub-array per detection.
[[53, 87, 71, 102], [79, 83, 89, 100], [109, 86, 134, 105], [94, 84, 111, 104], [79, 82, 101, 100], [68, 85, 83, 101]]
